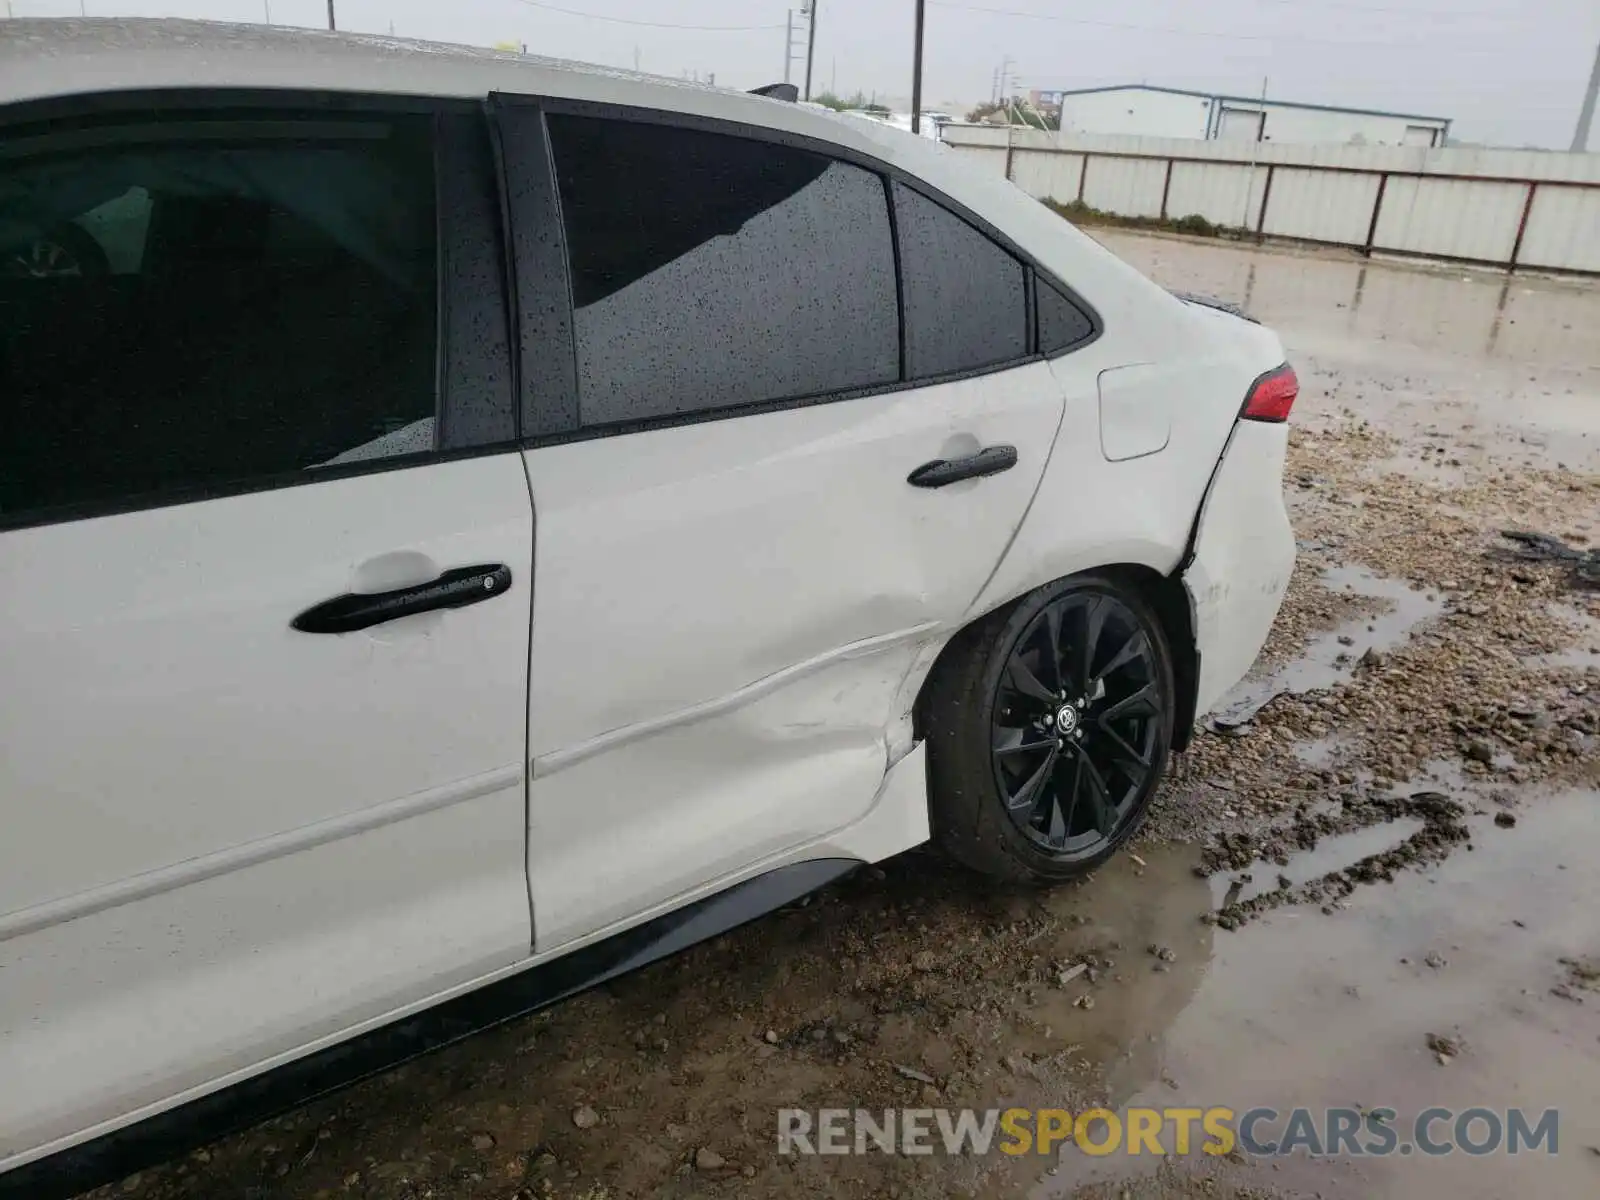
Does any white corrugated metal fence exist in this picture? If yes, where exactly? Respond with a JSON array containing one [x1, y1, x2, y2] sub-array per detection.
[[942, 126, 1600, 275]]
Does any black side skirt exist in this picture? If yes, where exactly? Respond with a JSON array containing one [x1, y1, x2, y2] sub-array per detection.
[[3, 858, 859, 1200]]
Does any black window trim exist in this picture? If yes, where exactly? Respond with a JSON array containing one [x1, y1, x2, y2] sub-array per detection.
[[437, 106, 519, 452], [881, 172, 910, 384], [1026, 267, 1040, 358], [487, 95, 580, 441], [0, 88, 520, 535], [490, 93, 1103, 450]]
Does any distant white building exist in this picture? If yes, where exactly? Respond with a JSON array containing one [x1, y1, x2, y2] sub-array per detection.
[[1029, 85, 1451, 147]]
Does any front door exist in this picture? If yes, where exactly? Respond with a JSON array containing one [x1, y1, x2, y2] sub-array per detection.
[[0, 97, 532, 1168]]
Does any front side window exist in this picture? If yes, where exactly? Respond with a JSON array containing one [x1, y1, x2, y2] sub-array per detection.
[[546, 114, 900, 428], [0, 110, 437, 521], [893, 182, 1028, 379]]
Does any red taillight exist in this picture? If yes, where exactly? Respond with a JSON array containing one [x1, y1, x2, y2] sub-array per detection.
[[1241, 364, 1298, 423]]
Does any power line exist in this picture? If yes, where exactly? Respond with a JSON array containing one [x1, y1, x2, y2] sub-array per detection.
[[927, 1, 1511, 45], [932, 0, 1511, 22], [1229, 0, 1511, 15], [507, 0, 783, 32]]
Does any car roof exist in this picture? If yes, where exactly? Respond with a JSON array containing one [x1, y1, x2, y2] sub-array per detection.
[[1, 18, 893, 155], [0, 18, 1185, 336]]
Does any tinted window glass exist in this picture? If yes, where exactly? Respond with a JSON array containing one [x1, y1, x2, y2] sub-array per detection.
[[547, 115, 899, 427], [893, 182, 1027, 379], [1038, 280, 1094, 354], [0, 113, 437, 520]]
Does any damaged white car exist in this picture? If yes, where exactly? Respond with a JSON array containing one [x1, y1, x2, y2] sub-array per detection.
[[0, 19, 1295, 1197]]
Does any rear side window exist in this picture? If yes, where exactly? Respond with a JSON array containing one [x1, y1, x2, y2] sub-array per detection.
[[1037, 279, 1095, 354], [0, 111, 438, 521], [892, 182, 1027, 379], [547, 115, 900, 428]]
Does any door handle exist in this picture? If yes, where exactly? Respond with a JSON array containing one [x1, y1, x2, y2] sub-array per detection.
[[292, 564, 513, 634], [906, 444, 1019, 489]]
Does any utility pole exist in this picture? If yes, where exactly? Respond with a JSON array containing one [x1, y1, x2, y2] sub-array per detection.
[[996, 56, 1015, 107], [326, 1, 335, 31], [1573, 38, 1600, 152], [802, 1, 820, 101], [783, 12, 808, 86], [911, 0, 927, 135]]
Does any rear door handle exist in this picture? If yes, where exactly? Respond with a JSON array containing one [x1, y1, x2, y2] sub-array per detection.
[[292, 564, 513, 634], [907, 444, 1019, 489]]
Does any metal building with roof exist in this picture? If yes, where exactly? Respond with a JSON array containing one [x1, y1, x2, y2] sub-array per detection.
[[1028, 84, 1451, 147]]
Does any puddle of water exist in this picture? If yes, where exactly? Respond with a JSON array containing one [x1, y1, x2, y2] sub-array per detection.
[[1212, 566, 1444, 728], [1208, 817, 1427, 907], [1019, 846, 1217, 1109], [1294, 733, 1352, 768], [1369, 450, 1472, 488], [1535, 646, 1600, 670], [1027, 787, 1600, 1200], [1527, 601, 1600, 670]]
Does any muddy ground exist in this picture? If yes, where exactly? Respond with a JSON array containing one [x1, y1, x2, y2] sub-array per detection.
[[86, 235, 1598, 1200]]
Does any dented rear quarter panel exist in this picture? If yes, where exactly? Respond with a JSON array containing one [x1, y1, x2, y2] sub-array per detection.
[[965, 288, 1294, 738], [968, 304, 1285, 623], [1183, 420, 1297, 716]]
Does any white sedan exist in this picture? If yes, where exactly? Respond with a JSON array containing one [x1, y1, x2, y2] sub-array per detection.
[[0, 19, 1295, 1197]]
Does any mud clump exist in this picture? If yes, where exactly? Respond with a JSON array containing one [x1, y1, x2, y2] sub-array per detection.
[[1206, 791, 1471, 930], [1559, 956, 1600, 993], [1426, 1032, 1465, 1064]]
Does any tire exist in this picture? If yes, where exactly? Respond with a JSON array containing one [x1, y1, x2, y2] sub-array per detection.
[[924, 572, 1176, 884]]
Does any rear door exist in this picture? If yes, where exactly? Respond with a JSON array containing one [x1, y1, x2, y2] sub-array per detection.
[[0, 99, 532, 1167], [497, 101, 1072, 950]]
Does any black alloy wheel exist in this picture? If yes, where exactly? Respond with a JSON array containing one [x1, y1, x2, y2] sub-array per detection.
[[990, 591, 1162, 858], [924, 574, 1176, 882]]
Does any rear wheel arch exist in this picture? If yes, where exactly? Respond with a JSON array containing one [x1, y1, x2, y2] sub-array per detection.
[[914, 563, 1199, 753], [1106, 564, 1199, 753]]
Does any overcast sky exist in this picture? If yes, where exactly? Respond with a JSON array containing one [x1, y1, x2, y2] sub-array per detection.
[[8, 0, 1599, 148]]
